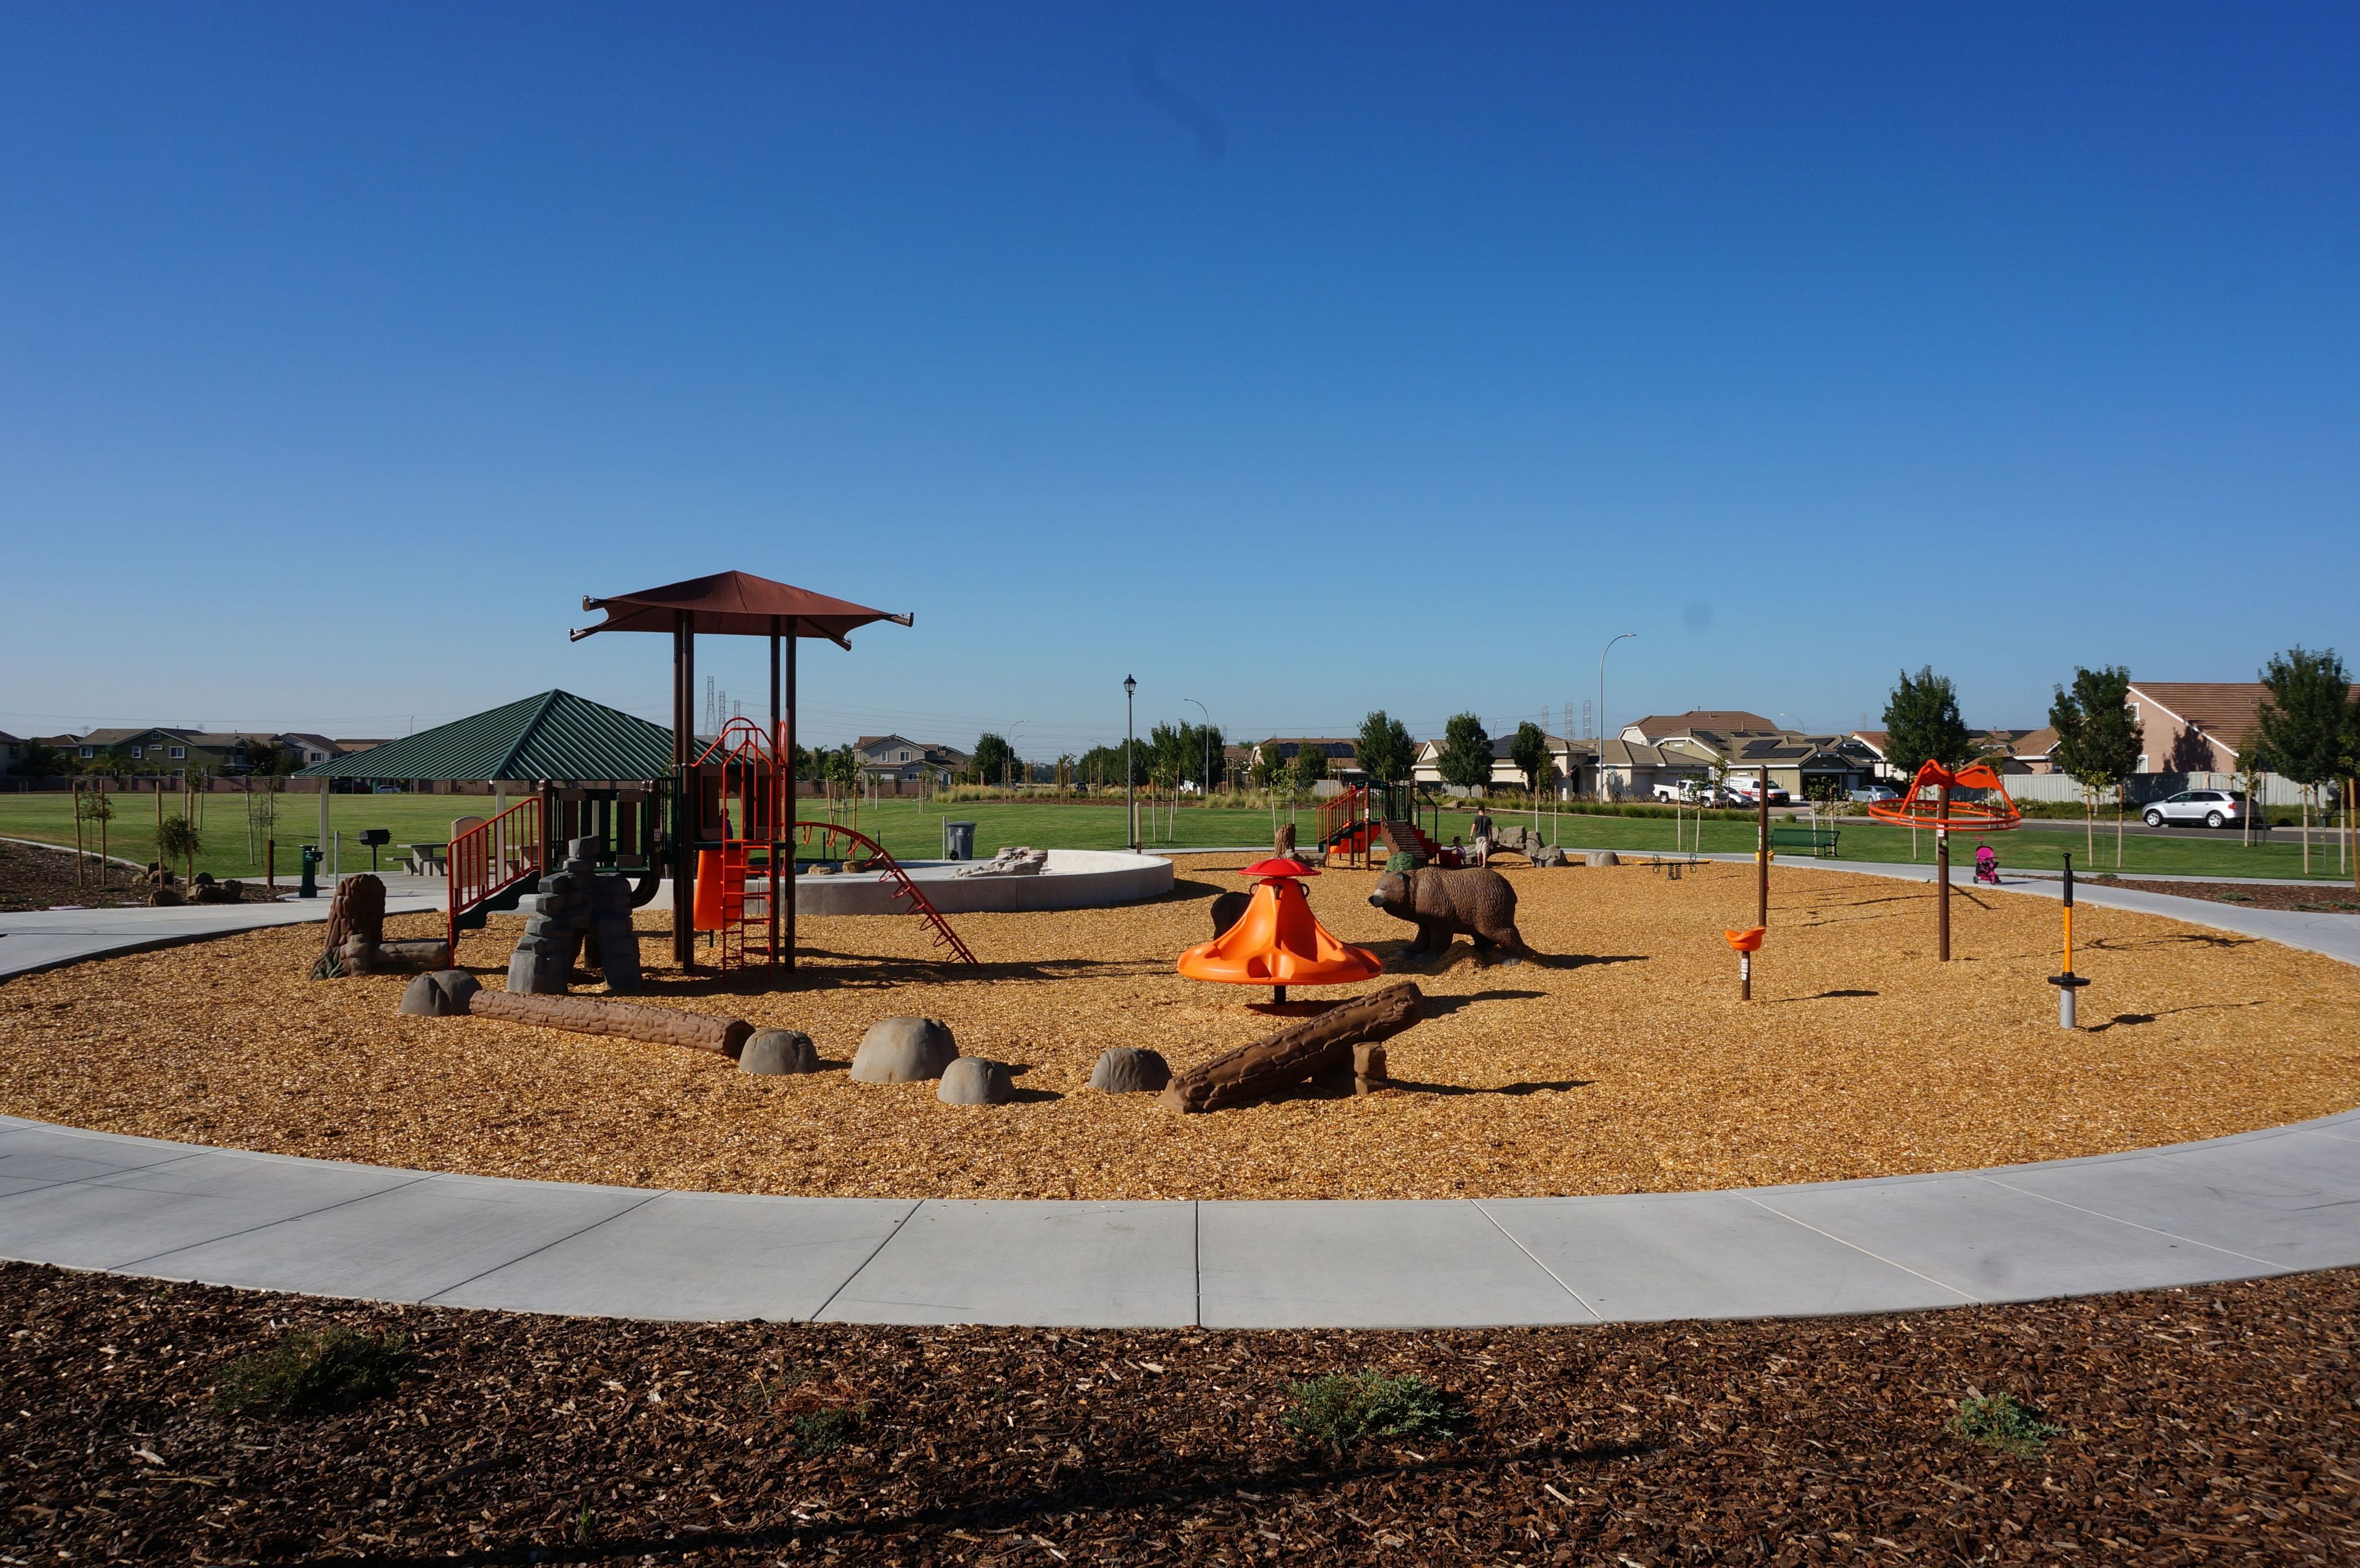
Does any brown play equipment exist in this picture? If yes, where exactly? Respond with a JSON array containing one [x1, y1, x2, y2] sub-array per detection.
[[688, 716, 976, 968], [399, 968, 754, 1056], [1159, 981, 1425, 1113], [1867, 758, 2023, 960], [567, 569, 963, 978], [1176, 857, 1381, 1005]]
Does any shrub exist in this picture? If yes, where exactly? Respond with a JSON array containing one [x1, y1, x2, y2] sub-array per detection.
[[1283, 1370, 1461, 1452], [1949, 1392, 2065, 1457], [793, 1406, 864, 1454], [214, 1325, 412, 1418]]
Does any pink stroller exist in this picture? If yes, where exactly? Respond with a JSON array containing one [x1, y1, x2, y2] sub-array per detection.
[[1973, 842, 2001, 885]]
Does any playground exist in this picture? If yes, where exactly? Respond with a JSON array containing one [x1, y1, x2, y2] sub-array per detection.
[[6, 855, 2356, 1201]]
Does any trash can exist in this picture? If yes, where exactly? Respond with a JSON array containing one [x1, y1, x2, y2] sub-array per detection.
[[943, 820, 977, 861]]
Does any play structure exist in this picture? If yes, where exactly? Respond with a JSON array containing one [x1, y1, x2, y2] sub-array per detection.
[[1866, 758, 2023, 960], [1316, 783, 1442, 869], [572, 569, 916, 978], [686, 716, 976, 969], [2049, 852, 2092, 1029], [1176, 857, 1382, 1004]]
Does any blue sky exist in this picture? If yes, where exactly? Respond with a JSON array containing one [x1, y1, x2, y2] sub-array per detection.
[[4, 3, 2355, 756]]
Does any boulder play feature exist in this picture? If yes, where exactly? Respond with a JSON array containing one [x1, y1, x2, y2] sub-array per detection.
[[851, 1016, 958, 1083], [937, 1056, 1016, 1105], [1087, 1046, 1171, 1094], [506, 837, 644, 996], [311, 874, 449, 978], [1367, 863, 1535, 965], [739, 1029, 819, 1075], [1158, 981, 1425, 1113]]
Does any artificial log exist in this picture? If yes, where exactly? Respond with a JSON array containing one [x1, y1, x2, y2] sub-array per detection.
[[467, 987, 755, 1058], [1158, 981, 1424, 1114]]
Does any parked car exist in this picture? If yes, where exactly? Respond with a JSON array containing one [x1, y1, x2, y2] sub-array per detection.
[[2142, 790, 2257, 830], [1726, 778, 1791, 806], [1847, 784, 1900, 803], [1650, 780, 1715, 804]]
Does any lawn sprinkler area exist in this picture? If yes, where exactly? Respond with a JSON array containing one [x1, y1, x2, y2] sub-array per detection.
[[4, 858, 2356, 1201]]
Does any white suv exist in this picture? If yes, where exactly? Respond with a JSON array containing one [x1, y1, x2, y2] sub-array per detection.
[[2142, 790, 2254, 830]]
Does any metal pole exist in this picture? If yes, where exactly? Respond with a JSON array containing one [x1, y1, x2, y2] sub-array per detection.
[[784, 621, 797, 973], [1125, 676, 1138, 852], [1598, 632, 1636, 801], [769, 616, 783, 977], [1756, 764, 1771, 930], [1936, 780, 1952, 962]]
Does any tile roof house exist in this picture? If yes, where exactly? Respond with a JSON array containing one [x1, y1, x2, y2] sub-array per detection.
[[1412, 733, 1597, 794], [854, 734, 970, 784], [1247, 739, 1359, 775], [2123, 681, 2360, 775], [1622, 710, 1776, 739]]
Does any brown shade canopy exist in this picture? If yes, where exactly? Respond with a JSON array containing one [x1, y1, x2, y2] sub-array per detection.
[[571, 570, 913, 648]]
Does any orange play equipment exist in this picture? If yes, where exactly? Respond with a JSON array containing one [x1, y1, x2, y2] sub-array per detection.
[[1866, 759, 2024, 832], [1176, 858, 1382, 1004], [1723, 925, 1766, 1002]]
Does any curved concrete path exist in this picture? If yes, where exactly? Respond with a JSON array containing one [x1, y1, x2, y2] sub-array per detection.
[[1, 863, 2355, 1327]]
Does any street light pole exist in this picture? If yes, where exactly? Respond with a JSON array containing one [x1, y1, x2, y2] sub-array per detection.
[[1184, 697, 1210, 802], [1007, 721, 1028, 791], [1599, 632, 1637, 801], [1124, 676, 1138, 852]]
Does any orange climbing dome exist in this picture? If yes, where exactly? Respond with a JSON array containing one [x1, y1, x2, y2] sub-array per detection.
[[1177, 858, 1382, 998]]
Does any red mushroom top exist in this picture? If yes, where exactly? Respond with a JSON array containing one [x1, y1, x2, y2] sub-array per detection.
[[1240, 857, 1318, 880]]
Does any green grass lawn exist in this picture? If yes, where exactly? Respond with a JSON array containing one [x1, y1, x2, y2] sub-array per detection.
[[1426, 804, 2358, 882], [7, 788, 2348, 885]]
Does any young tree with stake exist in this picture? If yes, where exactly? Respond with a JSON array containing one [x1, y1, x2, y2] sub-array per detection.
[[2048, 665, 2142, 867], [2251, 646, 2356, 877]]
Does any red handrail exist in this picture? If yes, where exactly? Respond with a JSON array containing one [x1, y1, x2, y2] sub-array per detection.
[[446, 797, 544, 954], [794, 820, 978, 965]]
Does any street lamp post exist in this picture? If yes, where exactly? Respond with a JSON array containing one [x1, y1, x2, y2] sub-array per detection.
[[1184, 697, 1211, 802], [1124, 676, 1138, 852], [1006, 721, 1028, 791], [1598, 632, 1637, 801]]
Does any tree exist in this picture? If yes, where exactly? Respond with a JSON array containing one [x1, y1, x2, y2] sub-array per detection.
[[1438, 713, 1493, 794], [7, 740, 66, 779], [1355, 711, 1414, 787], [972, 732, 1016, 790], [2251, 646, 2355, 875], [155, 811, 202, 884], [1248, 742, 1285, 791], [1881, 667, 1972, 782], [1289, 743, 1329, 794], [2047, 665, 2142, 866], [1509, 722, 1551, 796]]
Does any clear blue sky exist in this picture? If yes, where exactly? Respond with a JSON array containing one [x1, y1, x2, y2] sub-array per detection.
[[4, 3, 2355, 756]]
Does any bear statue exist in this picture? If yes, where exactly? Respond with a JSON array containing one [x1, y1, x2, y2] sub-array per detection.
[[1210, 888, 1252, 937], [1367, 861, 1535, 965]]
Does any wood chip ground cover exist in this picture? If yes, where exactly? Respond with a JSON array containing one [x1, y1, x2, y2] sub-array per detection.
[[2, 1259, 2354, 1564], [2, 860, 2355, 1200]]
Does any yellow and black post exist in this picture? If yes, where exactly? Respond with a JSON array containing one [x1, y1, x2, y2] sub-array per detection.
[[2048, 851, 2091, 1028]]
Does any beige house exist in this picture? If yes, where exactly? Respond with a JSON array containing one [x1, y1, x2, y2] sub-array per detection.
[[1412, 733, 1598, 796]]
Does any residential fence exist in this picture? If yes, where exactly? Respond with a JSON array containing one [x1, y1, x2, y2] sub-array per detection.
[[1998, 771, 2327, 808]]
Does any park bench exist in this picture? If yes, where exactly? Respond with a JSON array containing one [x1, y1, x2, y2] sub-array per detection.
[[1768, 825, 1841, 858]]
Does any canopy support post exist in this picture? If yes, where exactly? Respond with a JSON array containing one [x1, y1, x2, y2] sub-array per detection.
[[672, 610, 697, 970]]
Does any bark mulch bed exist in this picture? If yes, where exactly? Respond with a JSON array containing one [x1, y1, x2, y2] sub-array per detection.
[[2099, 877, 2360, 916], [6, 860, 2359, 1200], [3, 1259, 2355, 1564], [0, 837, 148, 911]]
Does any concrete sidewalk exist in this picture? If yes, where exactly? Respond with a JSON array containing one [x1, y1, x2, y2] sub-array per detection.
[[4, 1110, 2356, 1326], [0, 873, 446, 981]]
